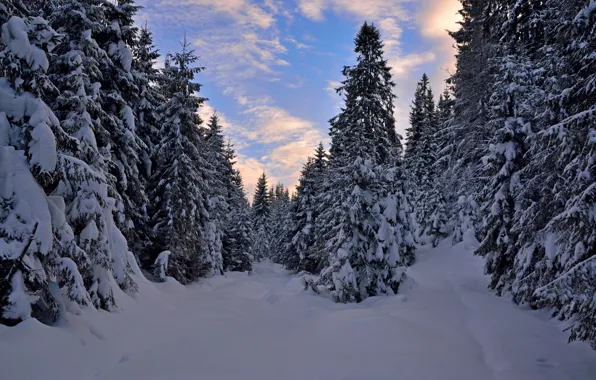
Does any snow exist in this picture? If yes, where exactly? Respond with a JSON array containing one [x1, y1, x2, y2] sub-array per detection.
[[153, 251, 171, 281], [1, 16, 49, 71], [3, 271, 37, 321], [0, 146, 53, 257], [1, 240, 595, 380]]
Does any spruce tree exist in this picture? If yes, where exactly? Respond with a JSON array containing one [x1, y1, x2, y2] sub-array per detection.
[[46, 0, 140, 308], [314, 23, 414, 303], [132, 24, 164, 159], [252, 173, 271, 261], [147, 38, 208, 284], [444, 0, 596, 346], [269, 183, 292, 264], [443, 0, 505, 242], [222, 151, 253, 272], [93, 0, 152, 269], [220, 140, 252, 272], [405, 75, 447, 245], [286, 143, 328, 272], [508, 0, 596, 345], [475, 52, 538, 295], [202, 114, 227, 276], [0, 2, 90, 324], [130, 24, 165, 262]]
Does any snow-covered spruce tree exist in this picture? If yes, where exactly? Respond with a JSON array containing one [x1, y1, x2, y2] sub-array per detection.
[[283, 158, 315, 271], [147, 38, 210, 284], [93, 0, 152, 268], [47, 0, 140, 308], [0, 4, 91, 324], [511, 0, 596, 346], [222, 144, 253, 272], [443, 0, 506, 243], [252, 173, 271, 261], [405, 74, 447, 245], [404, 75, 432, 233], [201, 114, 228, 276], [314, 23, 415, 303], [286, 143, 328, 272], [474, 52, 539, 295], [129, 24, 165, 264], [434, 87, 457, 241], [269, 183, 292, 264], [404, 74, 429, 163], [496, 0, 560, 304], [132, 24, 164, 163]]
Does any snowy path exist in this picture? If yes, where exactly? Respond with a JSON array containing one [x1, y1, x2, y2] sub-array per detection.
[[2, 241, 596, 380]]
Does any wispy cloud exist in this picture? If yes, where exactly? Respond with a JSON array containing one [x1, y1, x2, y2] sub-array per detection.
[[285, 37, 313, 50], [389, 52, 437, 76], [416, 0, 461, 91], [298, 0, 327, 21]]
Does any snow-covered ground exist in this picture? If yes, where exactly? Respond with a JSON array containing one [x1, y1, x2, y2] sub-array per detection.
[[2, 240, 596, 380]]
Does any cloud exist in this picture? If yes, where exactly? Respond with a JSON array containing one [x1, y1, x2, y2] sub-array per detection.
[[197, 104, 253, 149], [325, 80, 342, 94], [377, 17, 403, 55], [138, 0, 290, 88], [417, 0, 461, 40], [267, 129, 329, 190], [298, 0, 327, 21], [235, 154, 269, 197], [388, 51, 437, 76], [299, 0, 408, 23], [416, 0, 461, 91], [199, 96, 325, 196], [286, 37, 313, 50], [243, 103, 317, 143]]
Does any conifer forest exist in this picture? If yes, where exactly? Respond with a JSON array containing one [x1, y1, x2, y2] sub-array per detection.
[[1, 0, 596, 379]]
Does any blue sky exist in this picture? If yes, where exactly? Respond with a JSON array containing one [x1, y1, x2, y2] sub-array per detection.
[[135, 0, 461, 195]]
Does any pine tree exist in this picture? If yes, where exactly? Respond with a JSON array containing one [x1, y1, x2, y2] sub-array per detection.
[[508, 0, 596, 346], [405, 75, 447, 245], [269, 183, 292, 264], [252, 173, 271, 261], [92, 0, 151, 271], [314, 23, 414, 303], [131, 24, 165, 262], [405, 74, 429, 162], [443, 0, 505, 242], [201, 114, 227, 276], [445, 0, 596, 346], [475, 52, 538, 295], [132, 24, 163, 159], [1, 3, 90, 324], [46, 0, 139, 308], [286, 143, 328, 272], [147, 38, 209, 284], [220, 140, 252, 272]]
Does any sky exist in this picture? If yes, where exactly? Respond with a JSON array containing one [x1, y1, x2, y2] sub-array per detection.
[[134, 0, 462, 196]]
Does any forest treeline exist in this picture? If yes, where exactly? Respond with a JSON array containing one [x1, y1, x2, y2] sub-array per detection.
[[1, 0, 594, 348]]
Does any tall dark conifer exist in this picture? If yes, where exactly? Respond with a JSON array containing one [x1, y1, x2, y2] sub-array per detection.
[[286, 143, 328, 272], [148, 38, 208, 284], [314, 23, 414, 303], [1, 0, 91, 324], [252, 173, 271, 261], [222, 141, 253, 272]]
